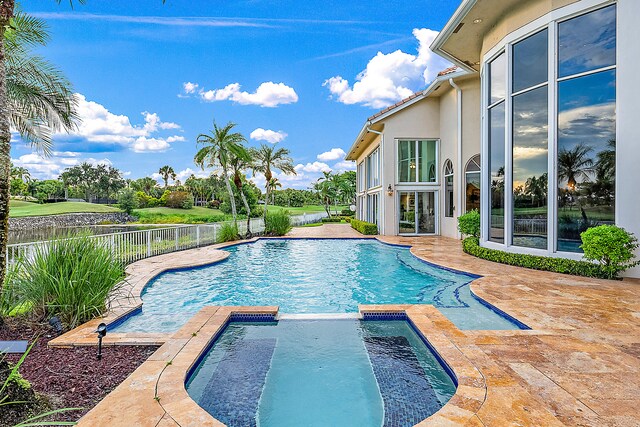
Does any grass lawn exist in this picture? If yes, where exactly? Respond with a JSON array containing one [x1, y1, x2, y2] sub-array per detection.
[[133, 206, 227, 224], [134, 206, 223, 216], [266, 205, 347, 215], [297, 222, 324, 227], [9, 200, 121, 217]]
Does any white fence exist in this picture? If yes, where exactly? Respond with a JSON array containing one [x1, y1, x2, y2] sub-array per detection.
[[6, 212, 328, 266]]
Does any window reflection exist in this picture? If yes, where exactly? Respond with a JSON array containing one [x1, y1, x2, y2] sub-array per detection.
[[489, 102, 505, 243], [513, 29, 548, 93], [489, 53, 506, 104], [465, 155, 481, 212], [398, 140, 416, 182], [558, 5, 616, 78], [512, 86, 548, 249], [557, 70, 616, 252], [444, 160, 454, 217], [398, 140, 437, 183]]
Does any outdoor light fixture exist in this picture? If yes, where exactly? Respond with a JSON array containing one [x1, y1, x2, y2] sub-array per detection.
[[48, 316, 62, 335], [96, 323, 107, 360], [387, 185, 394, 196]]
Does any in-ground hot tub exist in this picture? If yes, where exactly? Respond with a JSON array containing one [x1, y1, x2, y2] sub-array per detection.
[[185, 317, 457, 427]]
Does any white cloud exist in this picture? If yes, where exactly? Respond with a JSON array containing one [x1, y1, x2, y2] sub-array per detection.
[[183, 82, 199, 94], [12, 152, 112, 180], [317, 148, 346, 161], [188, 81, 298, 107], [323, 28, 450, 108], [294, 161, 332, 173], [51, 93, 184, 153], [250, 128, 288, 144], [333, 160, 356, 171]]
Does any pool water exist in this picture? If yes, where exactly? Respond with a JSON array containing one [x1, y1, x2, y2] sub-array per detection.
[[186, 320, 456, 427], [113, 239, 522, 332]]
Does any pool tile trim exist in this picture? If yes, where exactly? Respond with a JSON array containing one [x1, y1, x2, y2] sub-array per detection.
[[77, 305, 487, 427]]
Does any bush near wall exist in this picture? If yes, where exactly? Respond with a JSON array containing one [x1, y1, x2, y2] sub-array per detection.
[[351, 219, 378, 235], [462, 237, 613, 279]]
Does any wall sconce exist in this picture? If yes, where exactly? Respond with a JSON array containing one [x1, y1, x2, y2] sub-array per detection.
[[387, 185, 394, 196]]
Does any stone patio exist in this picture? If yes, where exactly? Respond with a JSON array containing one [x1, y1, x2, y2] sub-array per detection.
[[68, 224, 640, 426]]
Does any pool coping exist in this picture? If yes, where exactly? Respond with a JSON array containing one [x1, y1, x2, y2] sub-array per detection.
[[76, 305, 488, 427], [49, 235, 524, 348]]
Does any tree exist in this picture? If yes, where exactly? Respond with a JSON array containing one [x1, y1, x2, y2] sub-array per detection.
[[158, 165, 176, 188], [251, 143, 296, 219], [558, 143, 594, 191], [194, 120, 249, 221], [315, 171, 336, 216], [131, 176, 158, 195], [229, 152, 254, 237], [267, 177, 281, 204], [10, 164, 29, 182], [1, 5, 80, 290]]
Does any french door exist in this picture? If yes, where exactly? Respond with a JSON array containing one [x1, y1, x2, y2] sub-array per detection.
[[398, 191, 437, 235]]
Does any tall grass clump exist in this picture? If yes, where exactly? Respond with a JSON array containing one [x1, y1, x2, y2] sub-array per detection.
[[264, 209, 292, 236], [217, 222, 240, 243], [11, 234, 126, 329]]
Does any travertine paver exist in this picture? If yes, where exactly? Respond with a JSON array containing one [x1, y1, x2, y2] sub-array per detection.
[[70, 225, 640, 426]]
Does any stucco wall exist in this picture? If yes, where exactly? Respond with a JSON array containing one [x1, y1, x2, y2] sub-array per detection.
[[616, 0, 640, 278], [380, 98, 441, 236], [481, 0, 579, 59]]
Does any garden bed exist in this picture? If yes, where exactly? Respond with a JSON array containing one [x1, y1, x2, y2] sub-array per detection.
[[0, 318, 158, 425]]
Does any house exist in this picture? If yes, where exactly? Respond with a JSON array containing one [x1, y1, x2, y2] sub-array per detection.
[[347, 0, 640, 277]]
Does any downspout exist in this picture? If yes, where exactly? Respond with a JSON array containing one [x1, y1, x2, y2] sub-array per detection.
[[366, 122, 384, 235], [449, 78, 463, 239]]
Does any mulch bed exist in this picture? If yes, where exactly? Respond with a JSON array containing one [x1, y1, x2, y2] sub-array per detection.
[[0, 318, 159, 425]]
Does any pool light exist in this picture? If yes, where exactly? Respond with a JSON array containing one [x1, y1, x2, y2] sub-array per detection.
[[96, 323, 107, 360]]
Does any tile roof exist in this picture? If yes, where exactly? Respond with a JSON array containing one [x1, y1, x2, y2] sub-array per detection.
[[366, 66, 461, 122]]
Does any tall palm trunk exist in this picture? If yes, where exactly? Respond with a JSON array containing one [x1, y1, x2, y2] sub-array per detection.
[[0, 0, 16, 295], [222, 166, 237, 220], [238, 184, 252, 238]]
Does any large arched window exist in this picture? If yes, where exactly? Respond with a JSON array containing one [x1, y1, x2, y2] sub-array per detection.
[[443, 160, 454, 217], [465, 155, 480, 212]]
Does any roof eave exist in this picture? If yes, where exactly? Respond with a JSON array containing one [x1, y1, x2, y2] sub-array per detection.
[[430, 0, 479, 72]]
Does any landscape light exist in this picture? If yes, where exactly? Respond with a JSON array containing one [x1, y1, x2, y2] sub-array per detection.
[[96, 323, 107, 360], [48, 316, 63, 335]]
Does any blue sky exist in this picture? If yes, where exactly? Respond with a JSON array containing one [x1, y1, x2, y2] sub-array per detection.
[[14, 0, 459, 189]]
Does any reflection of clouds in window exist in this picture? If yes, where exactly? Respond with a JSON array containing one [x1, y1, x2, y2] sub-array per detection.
[[489, 53, 506, 104], [513, 29, 548, 92], [558, 5, 616, 77]]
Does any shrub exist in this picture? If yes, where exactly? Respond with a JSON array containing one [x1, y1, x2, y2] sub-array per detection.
[[207, 200, 221, 209], [321, 217, 343, 223], [580, 225, 640, 280], [217, 222, 240, 243], [341, 209, 355, 217], [135, 191, 161, 208], [265, 209, 292, 236], [351, 219, 378, 235], [118, 189, 137, 214], [457, 209, 480, 238], [9, 234, 126, 328], [159, 189, 171, 206], [462, 237, 612, 279], [165, 191, 194, 209]]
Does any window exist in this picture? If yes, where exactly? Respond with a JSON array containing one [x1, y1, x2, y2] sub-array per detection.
[[557, 5, 616, 252], [488, 53, 505, 244], [465, 155, 480, 212], [357, 162, 365, 193], [483, 4, 616, 254], [398, 140, 437, 183], [366, 148, 380, 189], [512, 29, 548, 249], [367, 192, 380, 225], [443, 160, 454, 217]]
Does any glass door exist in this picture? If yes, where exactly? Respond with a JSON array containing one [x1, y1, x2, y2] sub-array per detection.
[[398, 191, 437, 234]]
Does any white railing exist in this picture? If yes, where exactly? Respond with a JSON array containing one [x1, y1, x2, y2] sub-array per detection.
[[6, 212, 328, 266]]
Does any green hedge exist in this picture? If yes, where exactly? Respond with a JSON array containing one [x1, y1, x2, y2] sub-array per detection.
[[351, 219, 378, 235], [321, 217, 342, 223], [462, 237, 612, 279]]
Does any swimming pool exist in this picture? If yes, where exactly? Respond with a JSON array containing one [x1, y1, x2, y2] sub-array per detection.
[[112, 239, 524, 332], [186, 319, 456, 427]]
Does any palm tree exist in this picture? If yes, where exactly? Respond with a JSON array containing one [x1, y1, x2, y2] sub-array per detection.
[[251, 143, 296, 219], [10, 164, 30, 182], [229, 153, 254, 237], [194, 120, 249, 221], [0, 7, 80, 289], [158, 165, 176, 188], [558, 143, 594, 191], [267, 178, 282, 204], [596, 139, 615, 182], [315, 171, 336, 216]]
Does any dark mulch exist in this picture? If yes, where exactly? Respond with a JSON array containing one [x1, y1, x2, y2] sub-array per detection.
[[0, 318, 159, 425]]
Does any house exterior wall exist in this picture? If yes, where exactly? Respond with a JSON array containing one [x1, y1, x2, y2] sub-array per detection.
[[616, 0, 640, 277]]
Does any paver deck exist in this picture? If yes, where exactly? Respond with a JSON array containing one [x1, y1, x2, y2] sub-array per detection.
[[71, 224, 639, 426]]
